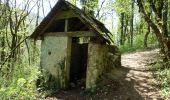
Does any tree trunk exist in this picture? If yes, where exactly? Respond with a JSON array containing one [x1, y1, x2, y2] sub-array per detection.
[[120, 13, 125, 45], [130, 0, 134, 46], [137, 0, 170, 59], [144, 26, 150, 48], [163, 0, 168, 37], [123, 14, 128, 44], [168, 0, 170, 36], [144, 11, 151, 48], [1, 35, 5, 62]]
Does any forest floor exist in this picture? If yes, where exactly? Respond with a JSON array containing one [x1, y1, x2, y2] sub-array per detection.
[[46, 49, 164, 100]]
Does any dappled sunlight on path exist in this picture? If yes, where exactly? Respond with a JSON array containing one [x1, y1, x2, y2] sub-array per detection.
[[122, 49, 164, 99]]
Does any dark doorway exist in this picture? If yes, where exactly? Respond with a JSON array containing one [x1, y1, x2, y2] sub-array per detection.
[[70, 37, 88, 85]]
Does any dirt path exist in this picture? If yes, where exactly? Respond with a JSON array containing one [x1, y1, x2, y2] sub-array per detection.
[[121, 49, 163, 99], [46, 49, 164, 100]]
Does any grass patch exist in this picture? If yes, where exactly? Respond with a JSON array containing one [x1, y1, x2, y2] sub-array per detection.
[[120, 43, 158, 53], [150, 60, 170, 98]]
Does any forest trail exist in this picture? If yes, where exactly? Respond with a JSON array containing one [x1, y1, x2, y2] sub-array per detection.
[[121, 49, 163, 99], [46, 49, 164, 100]]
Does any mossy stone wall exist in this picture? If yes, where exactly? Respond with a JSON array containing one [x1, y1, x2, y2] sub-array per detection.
[[86, 42, 121, 89], [41, 36, 71, 89]]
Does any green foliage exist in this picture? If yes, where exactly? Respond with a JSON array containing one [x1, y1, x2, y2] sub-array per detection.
[[0, 41, 41, 99], [80, 0, 99, 12], [0, 1, 43, 99], [120, 33, 158, 53], [147, 33, 158, 45], [0, 57, 41, 99], [151, 61, 170, 97], [113, 0, 131, 15]]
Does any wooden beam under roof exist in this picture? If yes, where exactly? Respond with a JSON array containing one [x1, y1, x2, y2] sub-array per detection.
[[44, 31, 96, 37]]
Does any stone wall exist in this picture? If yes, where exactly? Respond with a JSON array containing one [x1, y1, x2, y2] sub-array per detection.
[[41, 36, 71, 89], [86, 42, 121, 89], [40, 36, 121, 89]]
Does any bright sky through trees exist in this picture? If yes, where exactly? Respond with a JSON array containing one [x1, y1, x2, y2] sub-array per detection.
[[16, 0, 57, 17]]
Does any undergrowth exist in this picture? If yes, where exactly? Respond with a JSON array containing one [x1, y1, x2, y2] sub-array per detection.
[[0, 65, 40, 100], [150, 60, 170, 98], [0, 53, 42, 99], [120, 33, 158, 53]]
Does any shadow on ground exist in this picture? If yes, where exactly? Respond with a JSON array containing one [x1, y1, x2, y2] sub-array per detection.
[[46, 67, 144, 100]]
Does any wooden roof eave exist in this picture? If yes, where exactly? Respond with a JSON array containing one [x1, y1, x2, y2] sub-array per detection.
[[75, 13, 113, 44], [30, 1, 66, 39], [65, 1, 114, 43]]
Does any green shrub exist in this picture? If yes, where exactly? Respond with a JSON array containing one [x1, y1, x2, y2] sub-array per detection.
[[120, 33, 158, 53], [151, 60, 170, 97], [0, 57, 41, 99]]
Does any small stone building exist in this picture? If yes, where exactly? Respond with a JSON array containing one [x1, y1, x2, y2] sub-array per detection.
[[30, 0, 121, 89]]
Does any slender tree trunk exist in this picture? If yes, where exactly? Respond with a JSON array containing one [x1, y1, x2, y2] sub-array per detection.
[[123, 14, 129, 44], [120, 13, 125, 45], [130, 0, 134, 46], [163, 0, 168, 37], [168, 0, 170, 36], [1, 35, 5, 62], [144, 26, 150, 48], [144, 12, 151, 48]]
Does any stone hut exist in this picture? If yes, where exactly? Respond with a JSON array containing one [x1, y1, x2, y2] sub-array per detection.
[[30, 0, 121, 89]]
